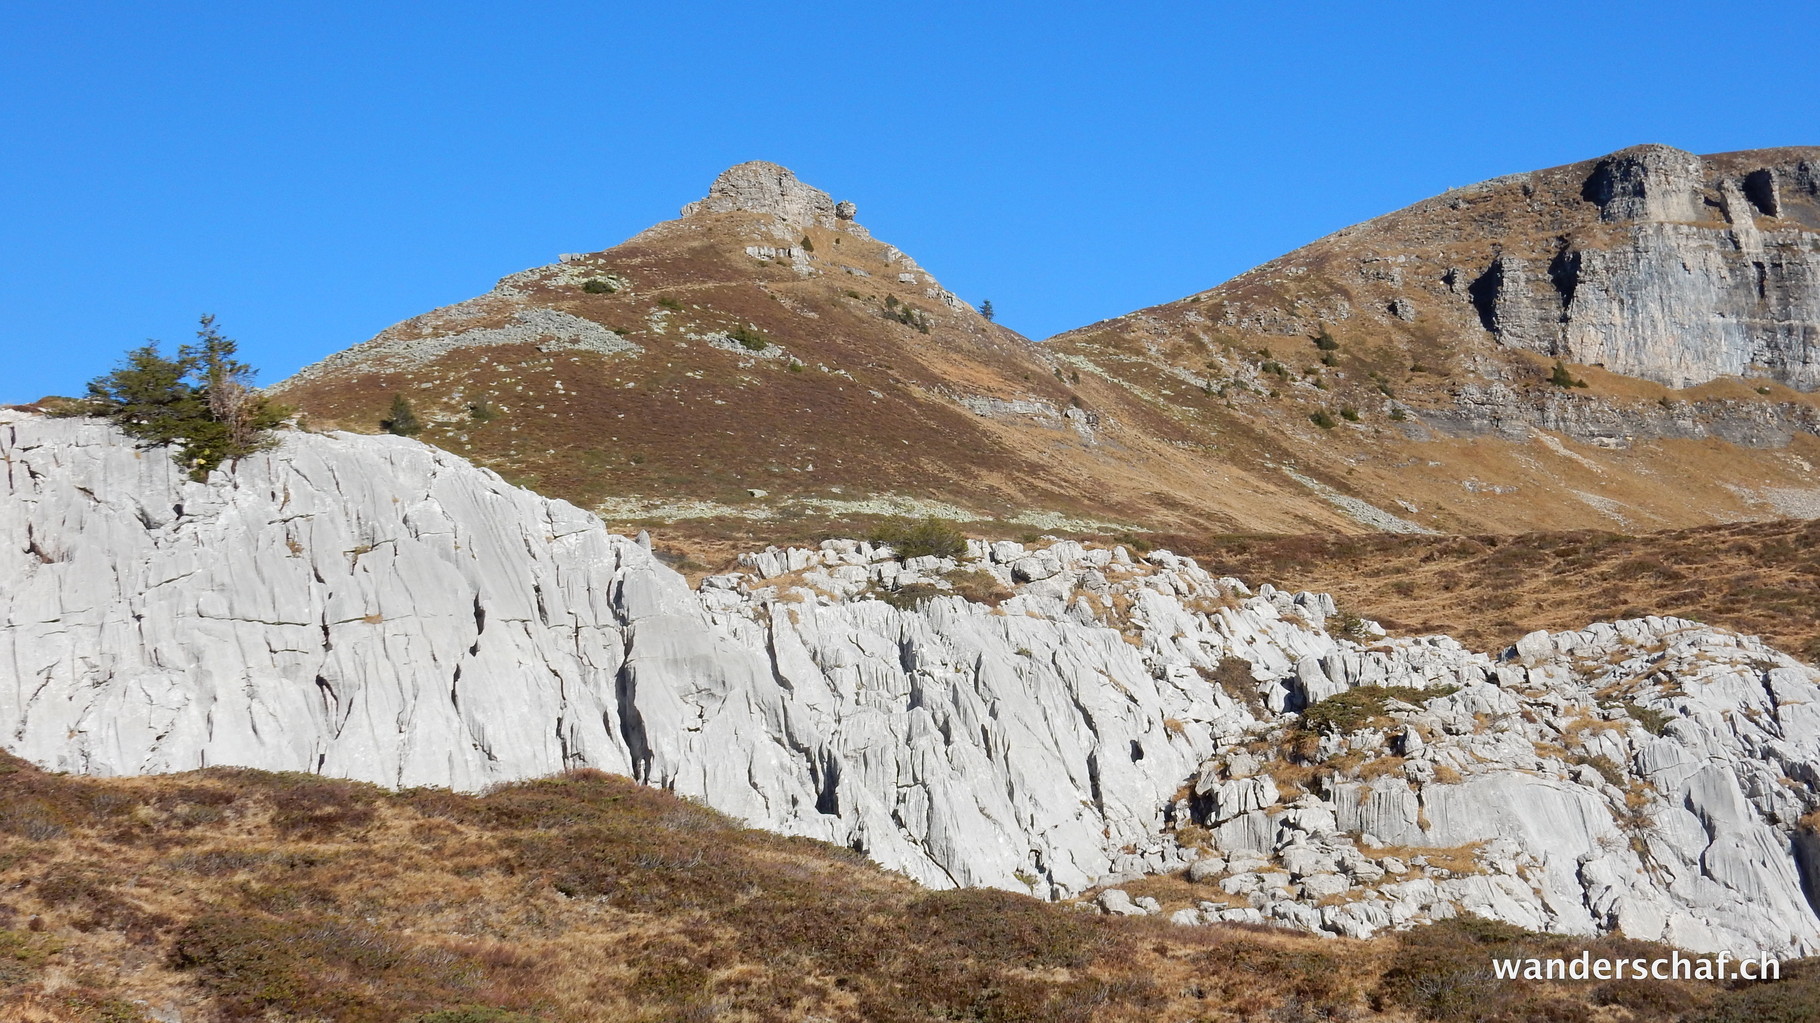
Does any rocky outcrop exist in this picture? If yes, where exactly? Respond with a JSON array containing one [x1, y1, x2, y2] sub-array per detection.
[[1476, 145, 1820, 389], [5, 414, 1820, 955], [680, 160, 851, 232], [1172, 619, 1820, 957]]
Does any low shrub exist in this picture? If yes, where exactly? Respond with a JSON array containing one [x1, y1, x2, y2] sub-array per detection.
[[868, 582, 946, 610], [727, 325, 769, 351], [869, 516, 967, 560], [1205, 658, 1267, 718], [1570, 753, 1627, 788], [1623, 701, 1672, 735], [881, 295, 933, 333], [1332, 608, 1372, 639], [1299, 684, 1458, 735]]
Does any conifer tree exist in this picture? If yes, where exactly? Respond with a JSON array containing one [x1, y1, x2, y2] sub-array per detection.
[[83, 316, 291, 480], [84, 343, 202, 447], [382, 394, 423, 437]]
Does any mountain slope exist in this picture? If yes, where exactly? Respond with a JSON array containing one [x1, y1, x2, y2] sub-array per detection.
[[271, 148, 1820, 546], [272, 162, 1361, 546], [1045, 144, 1820, 536]]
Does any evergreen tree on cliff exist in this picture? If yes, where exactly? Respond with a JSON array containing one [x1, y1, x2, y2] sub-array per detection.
[[83, 315, 290, 480]]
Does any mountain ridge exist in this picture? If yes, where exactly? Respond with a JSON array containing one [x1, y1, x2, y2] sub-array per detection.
[[265, 147, 1820, 548]]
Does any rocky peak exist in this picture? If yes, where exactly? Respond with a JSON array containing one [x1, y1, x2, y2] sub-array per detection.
[[1584, 143, 1706, 222], [679, 160, 854, 231]]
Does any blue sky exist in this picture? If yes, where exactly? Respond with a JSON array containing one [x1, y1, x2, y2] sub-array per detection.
[[3, 2, 1816, 403]]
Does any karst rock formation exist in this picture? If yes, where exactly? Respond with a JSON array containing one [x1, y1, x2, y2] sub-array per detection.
[[5, 411, 1820, 956]]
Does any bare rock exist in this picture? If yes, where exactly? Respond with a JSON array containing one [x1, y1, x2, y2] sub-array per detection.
[[681, 161, 840, 230]]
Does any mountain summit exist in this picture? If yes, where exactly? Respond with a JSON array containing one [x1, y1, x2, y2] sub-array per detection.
[[273, 162, 1357, 547], [679, 160, 861, 231]]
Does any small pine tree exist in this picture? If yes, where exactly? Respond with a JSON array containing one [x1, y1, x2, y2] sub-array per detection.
[[84, 343, 203, 447], [183, 315, 287, 465], [84, 316, 290, 481], [980, 299, 995, 322], [383, 394, 423, 436]]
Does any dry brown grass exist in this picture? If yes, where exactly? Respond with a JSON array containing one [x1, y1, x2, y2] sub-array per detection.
[[1358, 841, 1486, 876], [6, 752, 1816, 1021], [1184, 518, 1820, 661]]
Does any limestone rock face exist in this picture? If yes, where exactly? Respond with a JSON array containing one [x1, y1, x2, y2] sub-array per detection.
[[1181, 616, 1820, 957], [0, 413, 645, 791], [680, 160, 842, 230], [1476, 145, 1820, 389], [1584, 143, 1708, 223], [6, 414, 1820, 955]]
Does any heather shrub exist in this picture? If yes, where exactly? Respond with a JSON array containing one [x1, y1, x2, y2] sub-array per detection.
[[869, 516, 967, 560]]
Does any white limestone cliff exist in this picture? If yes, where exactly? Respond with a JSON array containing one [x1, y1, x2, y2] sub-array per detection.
[[4, 412, 1819, 956], [1479, 144, 1820, 390]]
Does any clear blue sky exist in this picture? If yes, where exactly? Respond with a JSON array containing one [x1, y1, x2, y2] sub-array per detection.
[[3, 2, 1817, 403]]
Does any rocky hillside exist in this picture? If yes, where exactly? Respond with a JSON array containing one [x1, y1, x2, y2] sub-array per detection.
[[260, 148, 1820, 546], [1046, 144, 1820, 536], [7, 412, 1820, 958], [270, 162, 1359, 548]]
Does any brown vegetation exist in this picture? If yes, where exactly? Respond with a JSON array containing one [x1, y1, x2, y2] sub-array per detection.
[[3, 752, 1818, 1021], [1182, 517, 1820, 660]]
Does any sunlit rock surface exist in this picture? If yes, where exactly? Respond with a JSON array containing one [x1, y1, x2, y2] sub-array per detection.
[[4, 412, 1818, 955]]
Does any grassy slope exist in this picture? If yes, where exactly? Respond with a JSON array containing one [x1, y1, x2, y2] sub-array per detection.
[[1172, 516, 1820, 661], [3, 753, 1819, 1023], [271, 212, 1349, 546], [265, 148, 1820, 552]]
